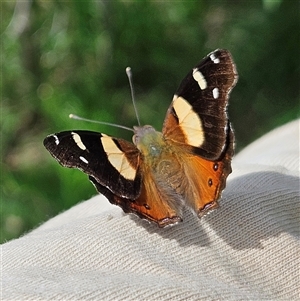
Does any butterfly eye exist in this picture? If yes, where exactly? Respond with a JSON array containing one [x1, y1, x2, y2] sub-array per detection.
[[132, 134, 137, 145]]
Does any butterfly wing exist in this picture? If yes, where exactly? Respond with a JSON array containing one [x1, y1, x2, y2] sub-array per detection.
[[90, 167, 183, 227], [44, 130, 183, 226], [43, 131, 142, 199], [163, 49, 237, 160], [162, 49, 237, 216], [179, 122, 234, 217]]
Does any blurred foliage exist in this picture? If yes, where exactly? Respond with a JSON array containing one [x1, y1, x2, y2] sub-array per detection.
[[1, 0, 299, 243]]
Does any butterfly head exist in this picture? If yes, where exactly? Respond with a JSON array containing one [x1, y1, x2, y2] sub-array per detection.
[[133, 125, 164, 158]]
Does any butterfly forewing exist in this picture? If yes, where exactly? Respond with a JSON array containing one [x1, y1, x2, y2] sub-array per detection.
[[162, 49, 237, 160], [43, 131, 142, 199]]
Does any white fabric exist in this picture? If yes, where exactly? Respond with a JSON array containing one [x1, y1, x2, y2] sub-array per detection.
[[2, 119, 300, 300]]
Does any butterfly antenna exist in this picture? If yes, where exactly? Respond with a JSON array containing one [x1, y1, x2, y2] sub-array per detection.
[[126, 67, 141, 126], [69, 114, 133, 132]]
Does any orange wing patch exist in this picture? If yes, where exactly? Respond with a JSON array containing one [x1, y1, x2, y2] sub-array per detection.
[[130, 171, 183, 227], [90, 168, 182, 227], [182, 127, 234, 217]]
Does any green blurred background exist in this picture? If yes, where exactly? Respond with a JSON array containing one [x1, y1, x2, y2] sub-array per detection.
[[1, 0, 299, 243]]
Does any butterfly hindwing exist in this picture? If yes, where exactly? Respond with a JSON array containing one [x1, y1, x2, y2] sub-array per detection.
[[179, 122, 234, 217], [90, 168, 183, 227], [43, 131, 142, 199]]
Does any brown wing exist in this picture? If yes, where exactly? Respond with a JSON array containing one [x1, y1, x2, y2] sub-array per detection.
[[89, 164, 183, 227], [178, 122, 234, 216], [160, 49, 236, 217], [162, 49, 237, 160], [44, 131, 142, 199]]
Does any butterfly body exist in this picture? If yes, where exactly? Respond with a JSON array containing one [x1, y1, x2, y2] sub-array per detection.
[[44, 49, 238, 227]]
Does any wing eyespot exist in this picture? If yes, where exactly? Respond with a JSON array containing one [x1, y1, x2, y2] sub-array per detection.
[[213, 163, 219, 171], [144, 204, 151, 210]]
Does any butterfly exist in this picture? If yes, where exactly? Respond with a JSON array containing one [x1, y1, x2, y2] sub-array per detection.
[[44, 49, 238, 227]]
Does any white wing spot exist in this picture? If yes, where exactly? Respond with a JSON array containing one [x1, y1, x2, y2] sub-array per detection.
[[192, 68, 207, 90], [53, 134, 60, 145], [79, 156, 88, 164], [213, 87, 219, 99], [173, 96, 204, 147], [71, 132, 86, 150], [210, 53, 220, 64], [101, 136, 136, 180]]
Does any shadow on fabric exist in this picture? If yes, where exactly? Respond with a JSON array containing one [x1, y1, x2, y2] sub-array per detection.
[[129, 171, 299, 249]]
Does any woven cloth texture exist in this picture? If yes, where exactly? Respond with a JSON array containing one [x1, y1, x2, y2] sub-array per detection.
[[2, 119, 300, 301]]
